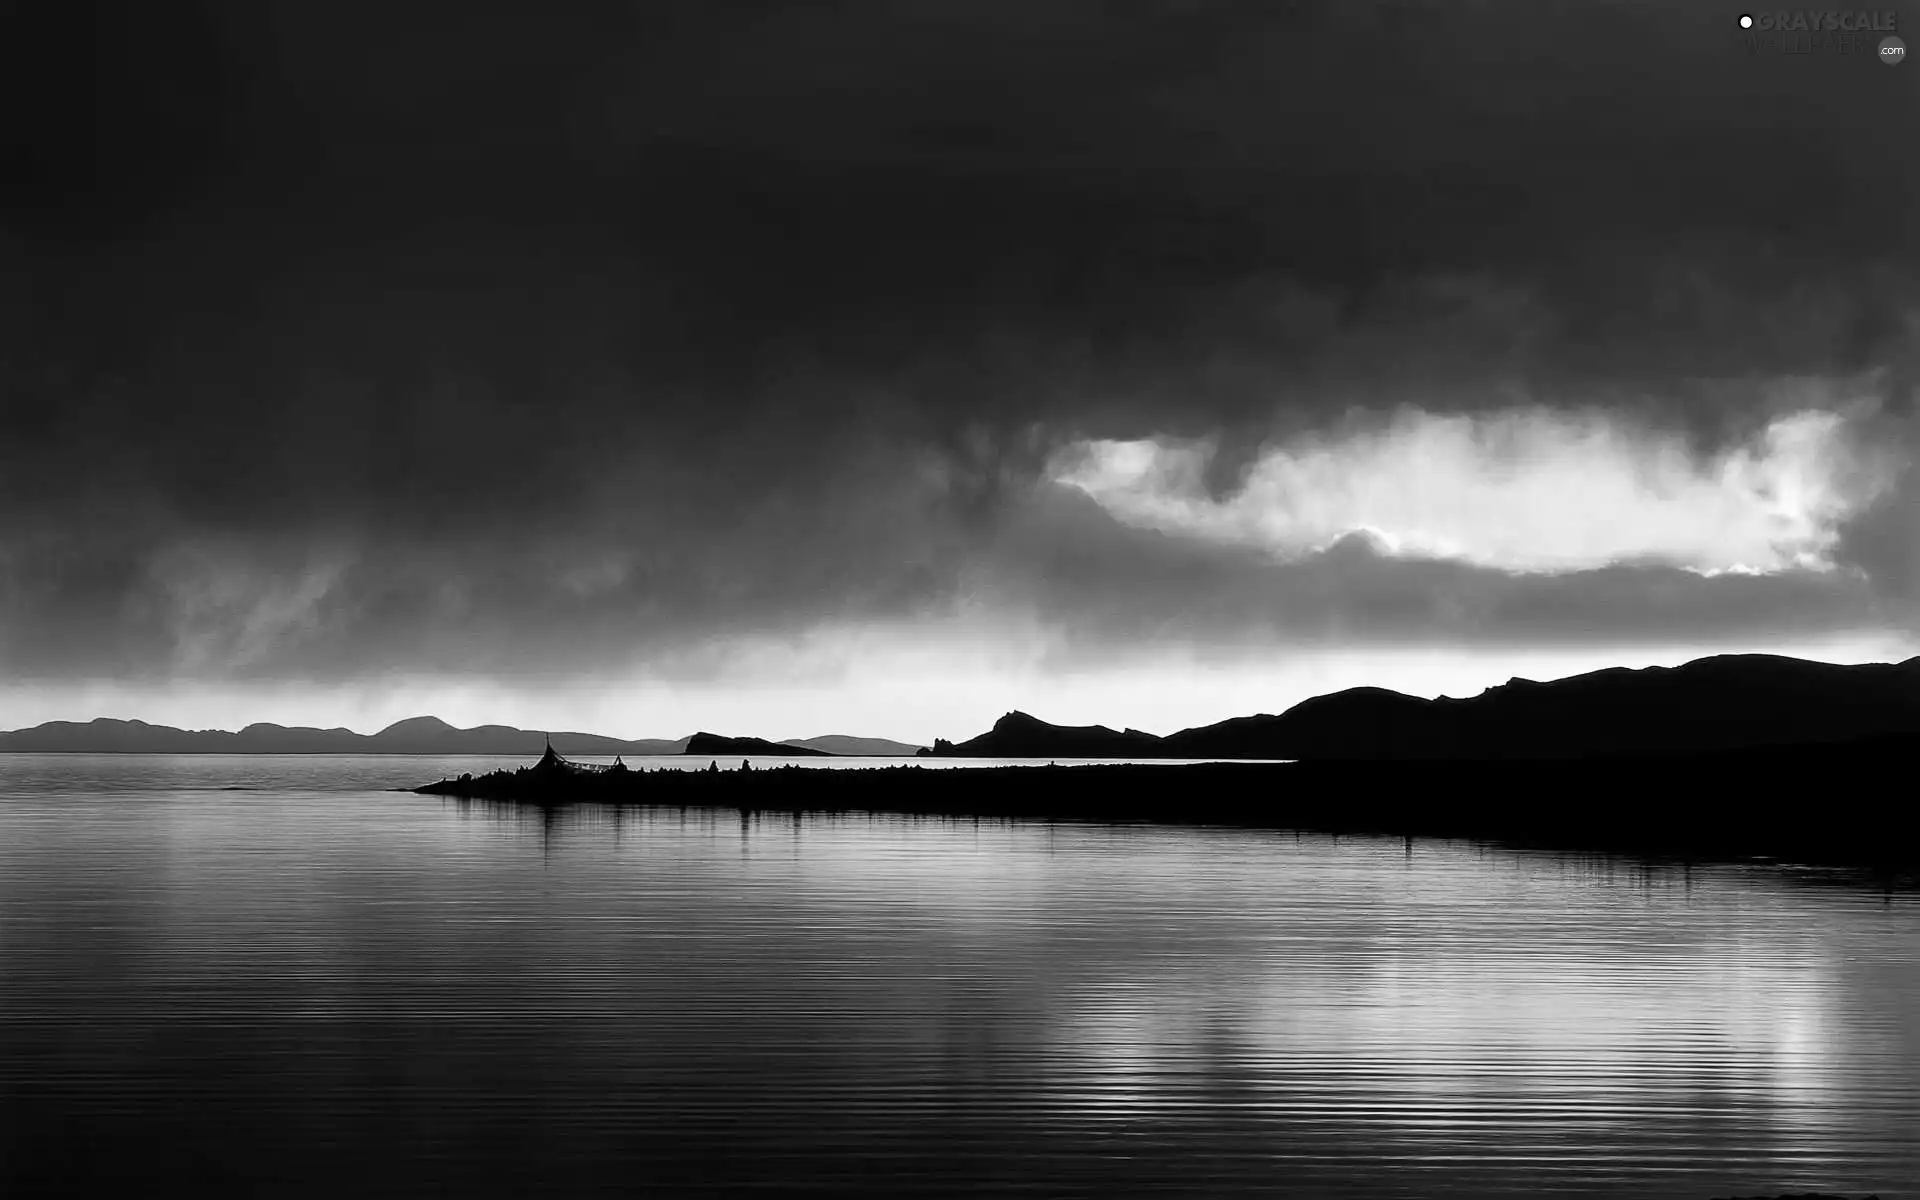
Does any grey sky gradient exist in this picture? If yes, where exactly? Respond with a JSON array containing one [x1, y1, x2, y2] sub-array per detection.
[[2, 1, 1917, 734]]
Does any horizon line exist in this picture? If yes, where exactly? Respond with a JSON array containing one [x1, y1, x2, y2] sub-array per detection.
[[3, 648, 1911, 744]]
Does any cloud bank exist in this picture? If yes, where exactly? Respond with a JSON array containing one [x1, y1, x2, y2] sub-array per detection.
[[0, 1, 1916, 732], [1055, 398, 1901, 575]]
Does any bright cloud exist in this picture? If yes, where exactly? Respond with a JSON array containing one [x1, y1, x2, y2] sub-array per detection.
[[1051, 403, 1902, 575]]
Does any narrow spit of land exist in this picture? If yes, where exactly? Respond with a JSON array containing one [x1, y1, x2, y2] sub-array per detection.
[[414, 754, 1919, 876]]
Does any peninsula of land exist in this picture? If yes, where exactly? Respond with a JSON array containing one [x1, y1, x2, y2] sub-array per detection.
[[413, 653, 1920, 874], [415, 737, 1919, 873]]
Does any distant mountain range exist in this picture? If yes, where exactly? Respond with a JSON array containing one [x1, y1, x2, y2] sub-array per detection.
[[782, 734, 931, 756], [9, 653, 1919, 760], [923, 654, 1920, 761], [0, 716, 926, 757]]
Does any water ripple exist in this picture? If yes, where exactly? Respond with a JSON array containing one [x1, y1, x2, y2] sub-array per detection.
[[0, 754, 1915, 1197]]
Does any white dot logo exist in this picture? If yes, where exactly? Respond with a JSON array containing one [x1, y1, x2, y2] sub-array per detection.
[[1738, 13, 1754, 28], [1882, 35, 1907, 64]]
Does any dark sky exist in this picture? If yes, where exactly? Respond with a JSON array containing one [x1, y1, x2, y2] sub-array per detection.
[[2, 1, 1917, 735]]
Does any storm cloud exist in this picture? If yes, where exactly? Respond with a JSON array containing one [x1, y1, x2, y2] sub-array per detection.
[[1, 1, 1917, 733]]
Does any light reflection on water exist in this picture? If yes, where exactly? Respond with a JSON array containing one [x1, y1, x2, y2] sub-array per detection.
[[0, 755, 1915, 1197]]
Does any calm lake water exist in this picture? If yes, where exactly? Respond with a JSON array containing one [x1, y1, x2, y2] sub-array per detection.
[[2, 755, 1916, 1198]]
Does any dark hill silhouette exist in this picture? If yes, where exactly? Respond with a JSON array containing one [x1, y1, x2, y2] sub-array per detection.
[[932, 711, 1162, 758], [683, 733, 833, 756], [920, 654, 1920, 761], [1161, 653, 1920, 760]]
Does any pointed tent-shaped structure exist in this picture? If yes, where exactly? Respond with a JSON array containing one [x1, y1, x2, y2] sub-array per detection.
[[534, 734, 568, 774], [531, 733, 612, 776]]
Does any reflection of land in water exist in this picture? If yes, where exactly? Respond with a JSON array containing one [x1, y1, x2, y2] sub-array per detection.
[[420, 745, 1920, 878]]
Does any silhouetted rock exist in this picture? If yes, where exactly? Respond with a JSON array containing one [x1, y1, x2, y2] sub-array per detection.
[[682, 733, 833, 756]]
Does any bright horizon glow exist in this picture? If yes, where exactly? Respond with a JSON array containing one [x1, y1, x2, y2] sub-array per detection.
[[0, 629, 1910, 744]]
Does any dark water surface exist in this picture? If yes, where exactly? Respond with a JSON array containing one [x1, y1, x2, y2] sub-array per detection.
[[2, 755, 1916, 1197]]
